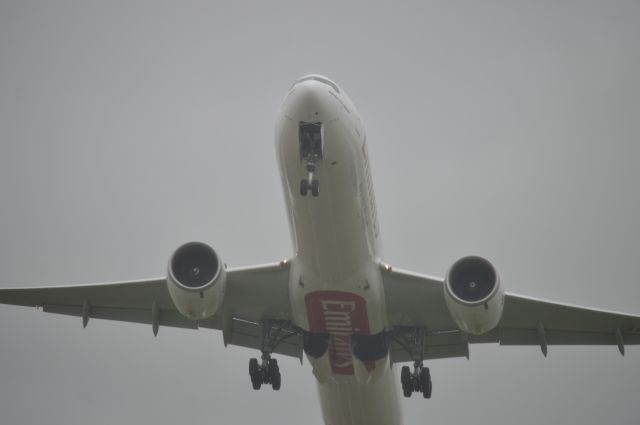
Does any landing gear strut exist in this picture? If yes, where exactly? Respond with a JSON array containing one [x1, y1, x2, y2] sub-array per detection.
[[394, 328, 433, 399], [248, 320, 291, 391]]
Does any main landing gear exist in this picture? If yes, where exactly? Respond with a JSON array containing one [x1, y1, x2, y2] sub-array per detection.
[[394, 327, 433, 399], [248, 320, 292, 391], [401, 362, 432, 399], [249, 355, 281, 390], [299, 122, 322, 197]]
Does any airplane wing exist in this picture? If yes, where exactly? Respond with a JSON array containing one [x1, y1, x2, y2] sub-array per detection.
[[383, 267, 640, 363], [0, 262, 303, 359]]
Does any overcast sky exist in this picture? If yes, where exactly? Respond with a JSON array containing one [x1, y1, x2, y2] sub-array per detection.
[[1, 1, 640, 424]]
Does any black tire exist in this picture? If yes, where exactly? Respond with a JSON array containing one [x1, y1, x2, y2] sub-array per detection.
[[249, 358, 259, 375], [422, 368, 431, 382], [420, 368, 432, 399], [422, 379, 432, 399], [272, 371, 281, 391], [401, 366, 412, 397], [311, 179, 320, 197], [401, 366, 410, 386], [300, 180, 308, 196], [268, 359, 279, 377], [403, 385, 412, 398], [249, 358, 261, 390], [268, 359, 281, 390]]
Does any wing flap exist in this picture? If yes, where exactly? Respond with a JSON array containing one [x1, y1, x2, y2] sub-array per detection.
[[202, 318, 302, 359], [499, 328, 640, 346], [42, 304, 199, 330], [390, 340, 469, 363]]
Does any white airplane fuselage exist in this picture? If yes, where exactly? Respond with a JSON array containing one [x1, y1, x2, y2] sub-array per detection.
[[275, 76, 402, 425]]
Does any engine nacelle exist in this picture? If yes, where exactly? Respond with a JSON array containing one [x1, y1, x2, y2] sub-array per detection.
[[444, 256, 504, 335], [167, 242, 226, 320]]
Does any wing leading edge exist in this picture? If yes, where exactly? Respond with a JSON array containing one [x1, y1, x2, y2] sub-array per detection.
[[382, 267, 640, 363]]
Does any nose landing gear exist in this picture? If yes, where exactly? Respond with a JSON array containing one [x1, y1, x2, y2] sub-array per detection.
[[300, 164, 320, 197]]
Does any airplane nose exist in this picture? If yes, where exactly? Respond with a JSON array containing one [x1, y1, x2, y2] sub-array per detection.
[[285, 81, 333, 121]]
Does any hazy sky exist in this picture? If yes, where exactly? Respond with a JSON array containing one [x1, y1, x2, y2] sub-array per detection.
[[1, 1, 640, 424]]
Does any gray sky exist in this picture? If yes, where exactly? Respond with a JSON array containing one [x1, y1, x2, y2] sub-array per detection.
[[1, 1, 640, 424]]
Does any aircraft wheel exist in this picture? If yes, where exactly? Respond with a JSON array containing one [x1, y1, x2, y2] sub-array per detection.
[[268, 359, 281, 390], [401, 366, 412, 398], [311, 180, 320, 197], [422, 379, 432, 399], [300, 180, 309, 196], [249, 358, 261, 390], [420, 368, 432, 399], [252, 378, 262, 390], [249, 358, 259, 376], [268, 359, 279, 377], [271, 370, 281, 390]]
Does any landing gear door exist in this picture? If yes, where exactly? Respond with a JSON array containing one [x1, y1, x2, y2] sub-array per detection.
[[299, 122, 323, 162]]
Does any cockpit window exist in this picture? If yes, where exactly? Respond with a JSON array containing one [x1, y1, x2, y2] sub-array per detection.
[[292, 76, 340, 93]]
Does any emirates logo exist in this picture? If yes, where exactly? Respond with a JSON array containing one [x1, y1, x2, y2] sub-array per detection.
[[305, 291, 372, 375]]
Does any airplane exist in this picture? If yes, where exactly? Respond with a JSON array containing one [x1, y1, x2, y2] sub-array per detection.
[[1, 74, 639, 425]]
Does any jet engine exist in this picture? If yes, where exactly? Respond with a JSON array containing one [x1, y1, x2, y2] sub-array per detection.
[[167, 242, 227, 320], [443, 256, 504, 335]]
